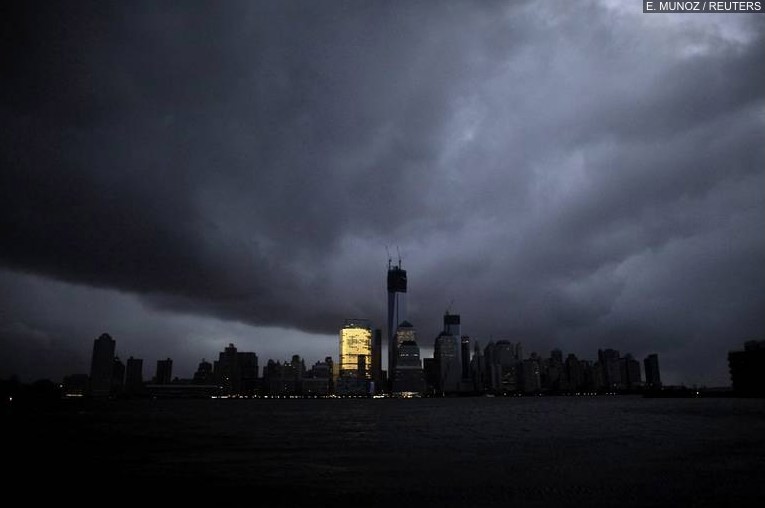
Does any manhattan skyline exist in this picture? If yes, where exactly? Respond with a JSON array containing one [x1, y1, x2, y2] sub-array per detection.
[[1, 2, 764, 386]]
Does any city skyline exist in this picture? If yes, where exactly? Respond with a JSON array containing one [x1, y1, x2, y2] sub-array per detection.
[[0, 247, 752, 387], [71, 323, 668, 398], [2, 2, 764, 387]]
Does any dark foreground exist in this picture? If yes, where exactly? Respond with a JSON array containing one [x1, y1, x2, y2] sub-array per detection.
[[6, 396, 765, 506]]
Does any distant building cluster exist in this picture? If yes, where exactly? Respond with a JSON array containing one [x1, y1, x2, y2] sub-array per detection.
[[63, 262, 670, 399], [323, 259, 664, 397]]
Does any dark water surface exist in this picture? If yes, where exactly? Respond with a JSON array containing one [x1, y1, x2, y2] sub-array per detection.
[[7, 396, 765, 506]]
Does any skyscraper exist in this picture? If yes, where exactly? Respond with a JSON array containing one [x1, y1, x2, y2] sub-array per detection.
[[238, 351, 259, 396], [565, 353, 582, 391], [393, 338, 425, 394], [644, 353, 662, 389], [728, 341, 765, 395], [193, 359, 214, 384], [125, 357, 144, 394], [434, 312, 461, 394], [485, 340, 522, 393], [211, 344, 259, 395], [387, 260, 407, 378], [339, 319, 372, 380], [471, 340, 485, 393], [444, 312, 460, 336], [461, 336, 471, 380], [392, 321, 424, 393], [521, 357, 541, 393], [111, 356, 125, 394], [155, 358, 173, 385], [215, 343, 240, 393], [394, 321, 416, 348], [598, 348, 622, 389], [89, 333, 115, 397], [622, 353, 642, 389]]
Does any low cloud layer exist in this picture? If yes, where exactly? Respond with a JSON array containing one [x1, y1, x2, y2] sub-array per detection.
[[1, 1, 763, 384]]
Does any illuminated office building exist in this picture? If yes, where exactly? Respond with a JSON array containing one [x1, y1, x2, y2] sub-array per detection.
[[339, 319, 373, 379]]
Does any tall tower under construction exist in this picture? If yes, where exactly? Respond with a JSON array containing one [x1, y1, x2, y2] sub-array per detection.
[[387, 258, 407, 381]]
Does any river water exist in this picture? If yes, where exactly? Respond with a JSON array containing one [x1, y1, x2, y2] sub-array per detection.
[[7, 396, 765, 506]]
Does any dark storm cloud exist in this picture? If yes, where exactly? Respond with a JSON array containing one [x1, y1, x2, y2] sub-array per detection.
[[1, 0, 503, 327], [0, 268, 337, 382], [1, 1, 763, 383]]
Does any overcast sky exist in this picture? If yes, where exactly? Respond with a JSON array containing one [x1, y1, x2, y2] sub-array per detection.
[[1, 1, 763, 386]]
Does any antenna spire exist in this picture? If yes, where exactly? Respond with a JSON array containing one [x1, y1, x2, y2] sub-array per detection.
[[396, 246, 402, 268]]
